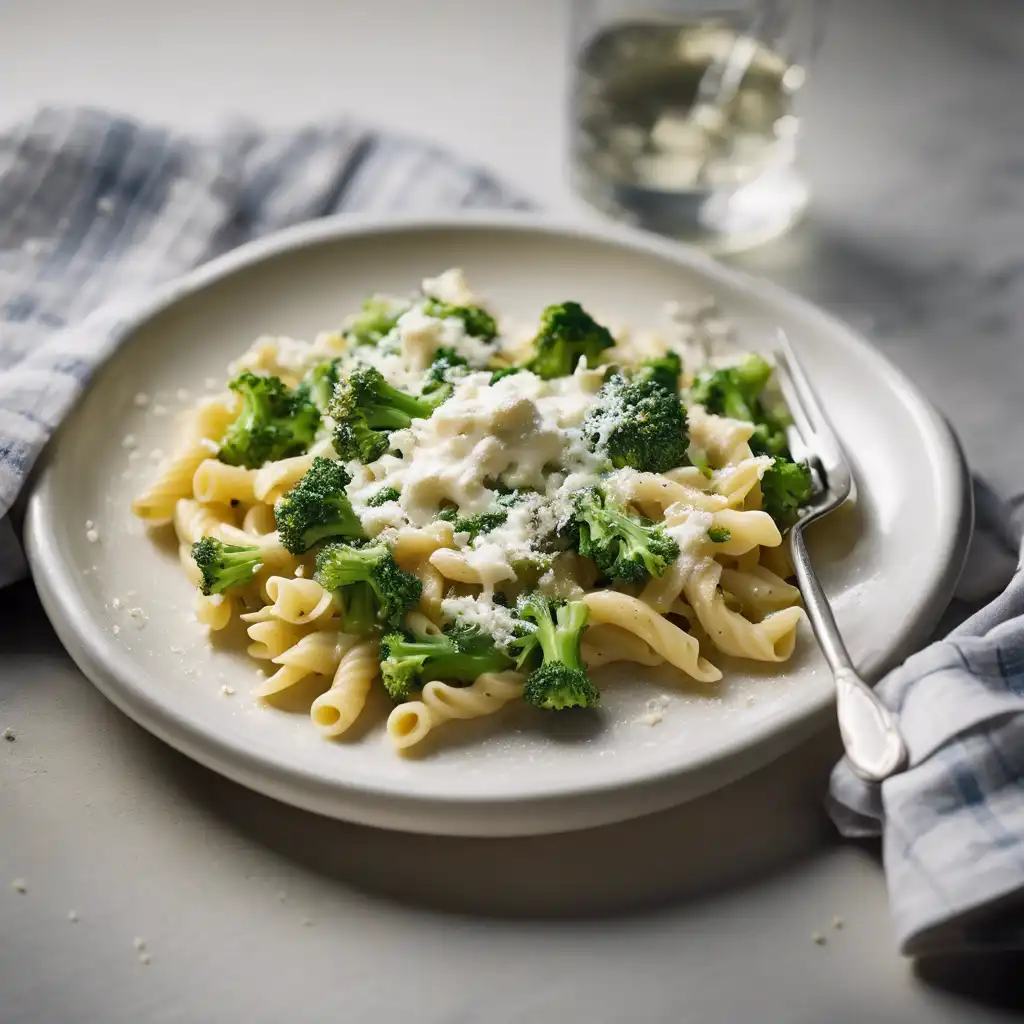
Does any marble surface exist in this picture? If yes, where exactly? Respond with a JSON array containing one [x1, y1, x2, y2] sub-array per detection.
[[2, 0, 1023, 1021]]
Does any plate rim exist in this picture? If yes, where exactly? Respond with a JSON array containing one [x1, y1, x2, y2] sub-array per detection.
[[24, 210, 974, 834]]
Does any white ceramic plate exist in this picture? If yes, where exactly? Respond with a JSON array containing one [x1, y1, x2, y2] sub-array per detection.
[[25, 213, 971, 836]]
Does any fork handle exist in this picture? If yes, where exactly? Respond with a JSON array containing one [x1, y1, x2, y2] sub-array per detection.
[[789, 526, 908, 782]]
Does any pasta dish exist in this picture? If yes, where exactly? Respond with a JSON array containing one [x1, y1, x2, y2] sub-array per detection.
[[131, 269, 814, 751]]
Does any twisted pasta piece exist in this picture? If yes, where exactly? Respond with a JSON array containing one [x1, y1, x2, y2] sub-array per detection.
[[132, 395, 237, 522], [582, 623, 664, 669], [253, 631, 349, 698], [391, 522, 456, 568], [253, 453, 314, 504], [192, 459, 257, 505], [245, 619, 307, 660], [702, 509, 781, 555], [242, 502, 277, 536], [263, 576, 335, 624], [310, 639, 380, 738], [719, 565, 801, 618], [387, 671, 526, 750], [173, 498, 236, 547], [582, 591, 721, 683], [195, 591, 234, 631], [684, 561, 802, 662], [688, 405, 756, 467], [612, 470, 727, 517]]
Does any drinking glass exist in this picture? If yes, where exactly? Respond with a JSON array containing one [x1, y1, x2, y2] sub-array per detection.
[[569, 0, 826, 252]]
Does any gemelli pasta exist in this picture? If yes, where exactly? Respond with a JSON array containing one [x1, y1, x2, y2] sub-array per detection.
[[133, 269, 814, 751]]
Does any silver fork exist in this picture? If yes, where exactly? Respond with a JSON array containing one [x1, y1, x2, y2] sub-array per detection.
[[772, 330, 908, 783]]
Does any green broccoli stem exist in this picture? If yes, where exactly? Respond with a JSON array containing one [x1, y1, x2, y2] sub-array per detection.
[[362, 377, 440, 426], [342, 583, 378, 636]]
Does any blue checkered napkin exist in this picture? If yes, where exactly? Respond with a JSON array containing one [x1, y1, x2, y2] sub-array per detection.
[[0, 106, 526, 586], [829, 489, 1024, 955]]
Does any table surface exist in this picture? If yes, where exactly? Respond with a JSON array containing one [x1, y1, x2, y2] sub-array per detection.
[[2, 0, 1023, 1021]]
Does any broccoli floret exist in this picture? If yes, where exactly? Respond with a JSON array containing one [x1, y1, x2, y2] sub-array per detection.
[[708, 526, 732, 543], [689, 354, 790, 458], [422, 298, 498, 341], [435, 491, 531, 541], [437, 507, 508, 539], [490, 365, 525, 385], [634, 351, 682, 393], [524, 302, 615, 379], [423, 347, 469, 394], [366, 486, 400, 508], [301, 359, 344, 415], [274, 456, 365, 554], [583, 373, 689, 473], [568, 487, 679, 583], [314, 540, 421, 635], [191, 537, 261, 596], [513, 591, 599, 710], [379, 621, 514, 702], [217, 371, 320, 469], [346, 295, 407, 346], [330, 365, 449, 464], [760, 457, 814, 528]]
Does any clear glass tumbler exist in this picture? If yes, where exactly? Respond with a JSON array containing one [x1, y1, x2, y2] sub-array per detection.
[[569, 0, 825, 253]]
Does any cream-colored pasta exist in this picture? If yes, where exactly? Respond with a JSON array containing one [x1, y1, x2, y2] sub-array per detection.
[[684, 561, 802, 662], [263, 576, 335, 624], [191, 459, 257, 505], [702, 509, 781, 555], [582, 623, 664, 669], [428, 547, 497, 586], [195, 591, 234, 631], [719, 565, 801, 618], [132, 395, 237, 522], [387, 671, 526, 749], [390, 522, 456, 567], [136, 276, 819, 754], [179, 543, 202, 586], [241, 502, 277, 536], [310, 639, 379, 737], [253, 453, 315, 504], [253, 630, 349, 698], [612, 470, 728, 516], [245, 618, 307, 660], [582, 591, 721, 683], [173, 498, 235, 547], [688, 403, 756, 467], [414, 563, 446, 621]]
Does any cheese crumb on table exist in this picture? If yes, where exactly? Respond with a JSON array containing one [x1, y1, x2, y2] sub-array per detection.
[[138, 953, 151, 966], [11, 878, 27, 893], [3, 727, 15, 742], [68, 910, 79, 923], [220, 685, 235, 696], [811, 932, 827, 946], [121, 434, 138, 450], [86, 527, 100, 543], [831, 916, 844, 930], [133, 937, 147, 951], [133, 392, 150, 407]]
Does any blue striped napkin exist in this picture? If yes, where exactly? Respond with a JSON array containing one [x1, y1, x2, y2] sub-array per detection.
[[0, 106, 527, 585], [1, 106, 1022, 956]]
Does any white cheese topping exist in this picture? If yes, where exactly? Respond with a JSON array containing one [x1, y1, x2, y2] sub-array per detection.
[[421, 268, 477, 307], [440, 594, 527, 652]]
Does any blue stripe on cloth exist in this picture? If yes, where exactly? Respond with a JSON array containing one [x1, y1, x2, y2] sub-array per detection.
[[0, 107, 528, 530]]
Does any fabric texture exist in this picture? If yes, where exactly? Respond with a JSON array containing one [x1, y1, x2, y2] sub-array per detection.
[[2, 106, 1023, 956], [0, 105, 526, 578]]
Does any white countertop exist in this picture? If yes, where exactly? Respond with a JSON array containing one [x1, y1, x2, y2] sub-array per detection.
[[2, 0, 1022, 1021]]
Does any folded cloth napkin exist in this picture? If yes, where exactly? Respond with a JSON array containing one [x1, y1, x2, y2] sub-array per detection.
[[829, 482, 1024, 956], [0, 106, 526, 586], [3, 107, 1023, 957]]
